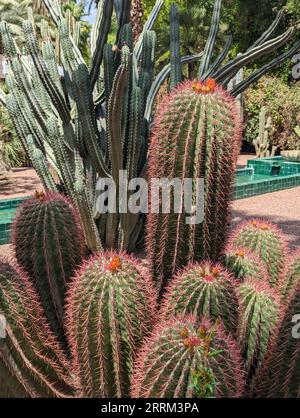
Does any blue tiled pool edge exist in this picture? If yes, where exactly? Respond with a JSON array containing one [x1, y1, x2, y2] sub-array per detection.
[[233, 173, 300, 200], [0, 197, 28, 245]]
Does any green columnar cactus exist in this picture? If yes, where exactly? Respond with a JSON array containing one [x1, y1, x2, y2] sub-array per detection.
[[237, 278, 281, 385], [12, 192, 85, 346], [0, 257, 74, 398], [224, 245, 270, 283], [147, 80, 242, 292], [228, 219, 287, 287], [131, 316, 245, 398], [66, 250, 157, 398], [253, 280, 300, 398], [160, 261, 238, 333], [169, 4, 181, 90], [280, 250, 300, 301]]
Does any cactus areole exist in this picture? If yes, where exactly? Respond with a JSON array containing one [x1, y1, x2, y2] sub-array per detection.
[[147, 80, 242, 292]]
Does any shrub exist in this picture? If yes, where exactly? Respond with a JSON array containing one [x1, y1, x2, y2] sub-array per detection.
[[244, 75, 300, 150]]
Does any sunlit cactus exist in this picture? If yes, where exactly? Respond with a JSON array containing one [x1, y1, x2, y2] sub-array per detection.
[[66, 250, 157, 398], [160, 261, 238, 333], [0, 257, 75, 398], [131, 316, 245, 398], [12, 191, 85, 346], [228, 219, 287, 287], [237, 278, 282, 386], [224, 245, 270, 283], [147, 80, 242, 293]]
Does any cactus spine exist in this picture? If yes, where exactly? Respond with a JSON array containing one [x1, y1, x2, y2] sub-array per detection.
[[160, 261, 238, 333], [237, 278, 281, 385], [13, 192, 85, 346], [131, 316, 245, 398], [254, 280, 300, 398], [0, 257, 74, 397], [147, 80, 242, 292], [66, 251, 157, 398], [224, 245, 270, 283], [228, 219, 287, 287]]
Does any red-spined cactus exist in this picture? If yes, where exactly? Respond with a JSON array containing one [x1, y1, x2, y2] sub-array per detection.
[[237, 278, 282, 386], [224, 245, 270, 283], [160, 261, 238, 333], [66, 250, 157, 398], [147, 79, 242, 293], [12, 191, 85, 345], [280, 250, 300, 301], [253, 280, 300, 398], [131, 316, 245, 398], [0, 257, 75, 398], [228, 219, 287, 287]]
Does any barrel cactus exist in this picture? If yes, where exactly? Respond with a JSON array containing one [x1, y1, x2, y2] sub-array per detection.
[[280, 250, 300, 301], [228, 219, 287, 287], [66, 250, 157, 398], [237, 278, 282, 385], [12, 191, 85, 346], [254, 279, 300, 397], [147, 80, 242, 292], [224, 245, 270, 283], [0, 257, 74, 398], [160, 261, 238, 333], [131, 316, 245, 398]]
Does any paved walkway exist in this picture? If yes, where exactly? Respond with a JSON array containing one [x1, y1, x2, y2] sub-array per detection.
[[0, 168, 41, 200]]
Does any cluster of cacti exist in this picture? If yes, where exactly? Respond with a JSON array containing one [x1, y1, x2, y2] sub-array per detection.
[[0, 257, 74, 398], [12, 191, 85, 346], [253, 107, 277, 158], [160, 261, 238, 333], [1, 208, 300, 398], [0, 0, 299, 254], [228, 219, 287, 287], [1, 0, 300, 399], [66, 250, 157, 398], [131, 316, 245, 398], [147, 80, 242, 292]]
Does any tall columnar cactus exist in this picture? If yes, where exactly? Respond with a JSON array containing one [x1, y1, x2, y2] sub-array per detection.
[[0, 257, 74, 398], [66, 250, 157, 398], [160, 261, 238, 333], [12, 192, 85, 346], [280, 250, 300, 301], [253, 107, 277, 158], [224, 245, 270, 283], [253, 279, 300, 398], [131, 316, 245, 398], [147, 80, 242, 292], [237, 278, 282, 386], [0, 1, 299, 253], [228, 219, 287, 287]]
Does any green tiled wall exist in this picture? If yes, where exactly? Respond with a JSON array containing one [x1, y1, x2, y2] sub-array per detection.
[[0, 197, 28, 244]]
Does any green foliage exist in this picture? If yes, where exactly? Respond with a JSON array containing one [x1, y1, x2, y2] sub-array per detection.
[[244, 74, 300, 150], [0, 106, 25, 167]]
